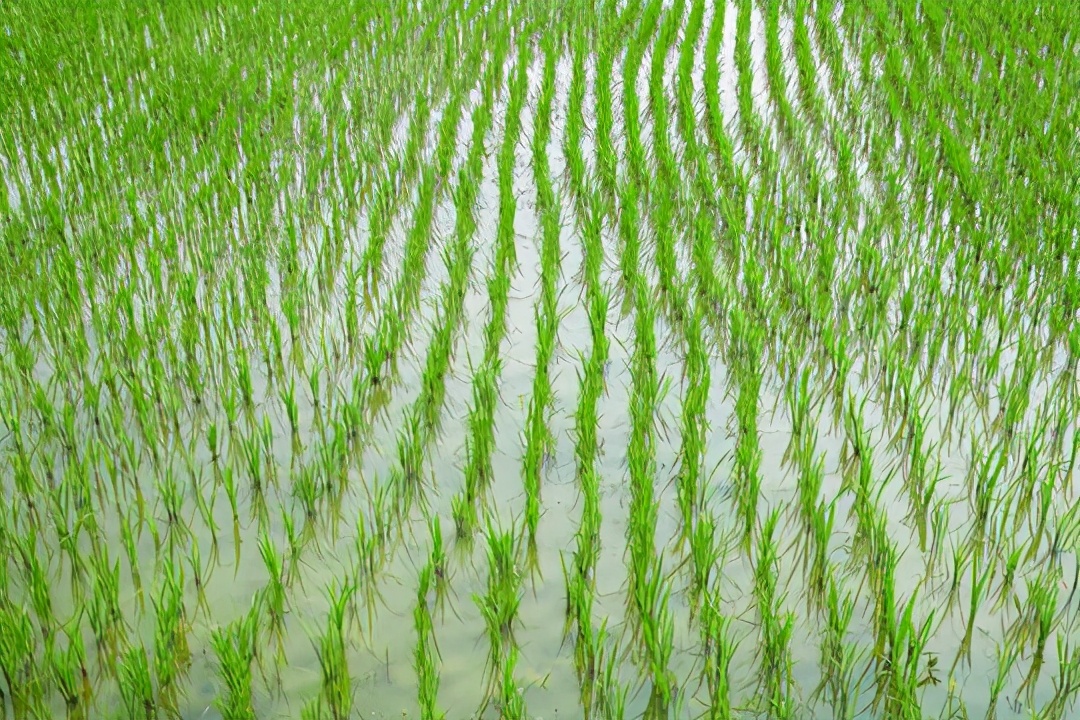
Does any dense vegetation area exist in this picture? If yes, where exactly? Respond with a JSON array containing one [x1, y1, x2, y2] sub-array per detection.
[[1, 0, 1079, 717]]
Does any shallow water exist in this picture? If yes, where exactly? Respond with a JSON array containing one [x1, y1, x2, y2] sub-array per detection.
[[2, 1, 1080, 719]]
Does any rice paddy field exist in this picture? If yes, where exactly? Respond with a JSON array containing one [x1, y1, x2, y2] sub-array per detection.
[[2, 0, 1079, 718]]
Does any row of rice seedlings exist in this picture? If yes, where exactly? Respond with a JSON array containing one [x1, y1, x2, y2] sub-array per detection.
[[357, 10, 492, 405], [621, 207, 676, 711], [729, 311, 765, 551], [698, 550, 738, 720], [152, 557, 193, 715], [309, 579, 354, 720], [676, 307, 710, 559], [783, 367, 834, 615], [413, 561, 444, 720], [474, 520, 525, 714], [210, 599, 262, 720], [621, 0, 661, 195], [751, 508, 795, 717], [789, 0, 828, 141], [439, 75, 496, 537], [415, 202, 483, 538], [759, 0, 808, 165], [809, 569, 861, 718], [561, 547, 609, 717], [732, 0, 768, 169], [558, 31, 615, 708], [700, 1, 749, 276], [675, 9, 730, 277], [353, 9, 506, 546], [517, 34, 561, 559], [458, 23, 525, 543], [561, 22, 590, 219], [591, 2, 620, 203], [645, 0, 689, 331], [256, 528, 288, 664], [566, 195, 609, 585], [455, 62, 505, 535], [673, 0, 704, 159]]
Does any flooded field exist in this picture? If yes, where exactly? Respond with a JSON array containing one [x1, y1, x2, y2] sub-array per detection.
[[1, 0, 1079, 718]]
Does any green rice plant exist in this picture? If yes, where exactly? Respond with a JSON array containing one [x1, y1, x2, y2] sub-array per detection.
[[622, 0, 661, 191], [1040, 635, 1080, 720], [952, 552, 995, 674], [451, 490, 477, 544], [186, 463, 219, 569], [675, 0, 704, 147], [732, 361, 764, 551], [687, 511, 723, 624], [316, 579, 355, 720], [593, 21, 619, 199], [12, 527, 56, 645], [811, 572, 860, 720], [800, 498, 835, 615], [258, 529, 287, 662], [676, 302, 709, 545], [279, 505, 309, 589], [1010, 567, 1062, 701], [117, 644, 156, 719], [152, 558, 192, 715], [211, 608, 259, 720], [87, 541, 126, 669], [967, 434, 1008, 553], [700, 591, 737, 720], [496, 644, 526, 720], [420, 514, 447, 604], [463, 359, 499, 516], [187, 538, 212, 619], [474, 519, 523, 695], [733, 0, 765, 163], [597, 639, 630, 720], [156, 465, 191, 557], [753, 508, 795, 717], [393, 405, 429, 518], [413, 563, 443, 720], [53, 467, 90, 608], [562, 547, 608, 715], [0, 599, 48, 718], [48, 615, 90, 719], [278, 377, 302, 458], [761, 0, 801, 147], [984, 639, 1020, 720], [562, 25, 589, 218], [633, 556, 675, 711], [883, 590, 940, 719]]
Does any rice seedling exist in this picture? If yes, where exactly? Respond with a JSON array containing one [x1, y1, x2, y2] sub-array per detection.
[[315, 579, 355, 720], [752, 508, 795, 717], [474, 518, 524, 708], [413, 562, 443, 720], [118, 644, 156, 719], [0, 600, 49, 718], [210, 606, 260, 720], [153, 558, 193, 714]]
